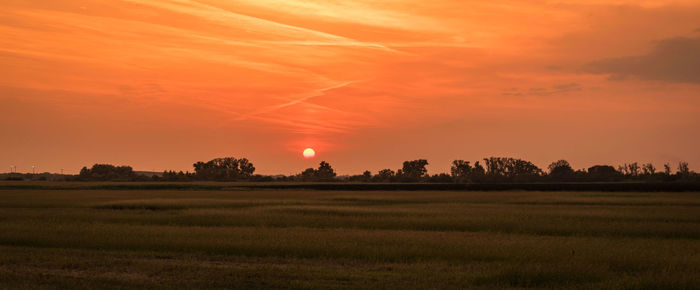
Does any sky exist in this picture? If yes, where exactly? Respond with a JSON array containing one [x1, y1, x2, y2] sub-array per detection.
[[1, 0, 699, 175]]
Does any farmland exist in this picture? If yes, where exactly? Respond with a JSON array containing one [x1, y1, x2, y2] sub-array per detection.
[[0, 184, 698, 288]]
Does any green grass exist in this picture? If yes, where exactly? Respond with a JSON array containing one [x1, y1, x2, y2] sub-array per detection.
[[0, 185, 698, 289]]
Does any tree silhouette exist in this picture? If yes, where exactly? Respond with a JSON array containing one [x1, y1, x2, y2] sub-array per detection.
[[642, 163, 656, 175], [471, 161, 486, 182], [299, 168, 316, 181], [78, 164, 137, 181], [664, 163, 672, 175], [316, 161, 337, 181], [548, 160, 574, 180], [73, 155, 699, 185], [297, 161, 337, 182], [399, 159, 429, 182], [627, 163, 640, 177], [192, 157, 255, 181], [374, 169, 395, 182], [678, 161, 690, 176], [483, 157, 542, 181], [162, 170, 194, 182], [450, 160, 472, 182], [347, 170, 372, 182], [587, 165, 619, 181]]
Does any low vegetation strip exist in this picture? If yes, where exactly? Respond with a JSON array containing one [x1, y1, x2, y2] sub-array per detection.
[[1, 181, 700, 192]]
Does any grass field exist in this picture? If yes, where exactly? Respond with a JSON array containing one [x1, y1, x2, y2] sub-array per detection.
[[0, 185, 698, 289]]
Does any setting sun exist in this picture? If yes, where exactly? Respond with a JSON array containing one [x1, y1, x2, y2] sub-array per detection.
[[303, 148, 316, 159]]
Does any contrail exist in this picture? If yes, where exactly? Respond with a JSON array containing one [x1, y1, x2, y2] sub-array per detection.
[[233, 81, 357, 121]]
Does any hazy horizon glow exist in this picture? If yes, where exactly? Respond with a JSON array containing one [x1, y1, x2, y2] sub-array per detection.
[[1, 0, 699, 174]]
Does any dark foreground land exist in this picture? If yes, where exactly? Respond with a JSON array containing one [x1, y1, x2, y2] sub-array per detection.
[[0, 183, 698, 289]]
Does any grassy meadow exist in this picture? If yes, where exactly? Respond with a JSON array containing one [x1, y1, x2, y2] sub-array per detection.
[[0, 184, 698, 289]]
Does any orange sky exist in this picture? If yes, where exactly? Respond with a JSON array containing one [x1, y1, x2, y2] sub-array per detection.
[[1, 0, 699, 175]]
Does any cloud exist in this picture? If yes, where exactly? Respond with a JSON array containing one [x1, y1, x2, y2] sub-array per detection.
[[502, 83, 582, 97], [121, 0, 397, 52], [233, 81, 355, 121], [585, 37, 700, 83]]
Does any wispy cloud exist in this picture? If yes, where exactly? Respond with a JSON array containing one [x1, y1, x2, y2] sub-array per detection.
[[122, 0, 398, 52], [585, 37, 700, 83], [234, 81, 357, 121]]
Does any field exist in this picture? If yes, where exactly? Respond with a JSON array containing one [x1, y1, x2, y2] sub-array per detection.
[[0, 185, 698, 289]]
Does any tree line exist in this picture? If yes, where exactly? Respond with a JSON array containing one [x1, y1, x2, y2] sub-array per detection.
[[46, 156, 697, 183], [345, 158, 696, 183]]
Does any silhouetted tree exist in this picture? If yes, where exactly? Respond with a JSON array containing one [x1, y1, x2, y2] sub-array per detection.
[[316, 161, 337, 181], [617, 165, 628, 176], [192, 157, 255, 181], [162, 170, 194, 182], [299, 168, 317, 181], [588, 165, 619, 181], [399, 159, 429, 182], [548, 160, 574, 180], [471, 161, 486, 182], [347, 170, 372, 182], [678, 161, 690, 177], [484, 157, 507, 177], [238, 158, 255, 177], [78, 164, 137, 181], [357, 170, 372, 182], [374, 169, 395, 182], [664, 163, 672, 175], [451, 160, 472, 183], [627, 162, 640, 177], [296, 161, 337, 182], [483, 157, 542, 182], [642, 163, 656, 175]]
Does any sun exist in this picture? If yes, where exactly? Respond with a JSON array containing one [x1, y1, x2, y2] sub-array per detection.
[[302, 148, 316, 158]]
